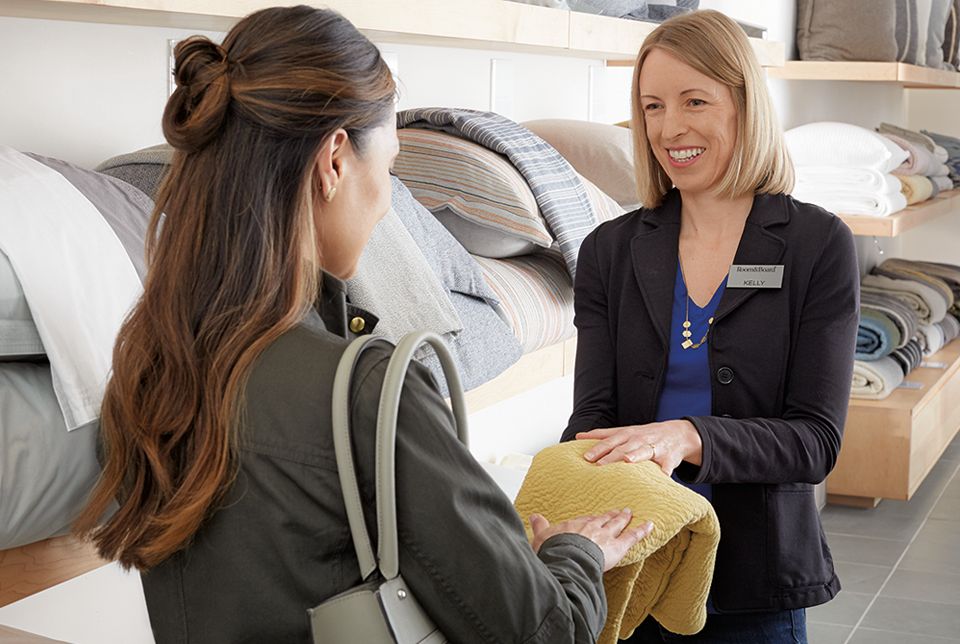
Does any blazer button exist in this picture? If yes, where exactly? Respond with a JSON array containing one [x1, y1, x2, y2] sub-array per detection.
[[717, 366, 734, 385], [349, 316, 366, 333]]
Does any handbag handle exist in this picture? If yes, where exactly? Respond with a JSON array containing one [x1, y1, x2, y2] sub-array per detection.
[[332, 332, 469, 582]]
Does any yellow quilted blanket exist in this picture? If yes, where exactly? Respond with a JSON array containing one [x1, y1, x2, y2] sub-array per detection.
[[514, 440, 720, 643]]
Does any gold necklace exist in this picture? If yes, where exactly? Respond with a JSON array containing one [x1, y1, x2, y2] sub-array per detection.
[[679, 261, 713, 351], [681, 297, 713, 350]]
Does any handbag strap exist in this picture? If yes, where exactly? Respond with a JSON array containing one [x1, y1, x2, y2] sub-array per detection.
[[331, 332, 469, 582], [376, 332, 469, 580]]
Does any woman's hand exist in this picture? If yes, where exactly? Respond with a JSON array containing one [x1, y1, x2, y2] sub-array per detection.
[[576, 420, 703, 476], [530, 509, 654, 572]]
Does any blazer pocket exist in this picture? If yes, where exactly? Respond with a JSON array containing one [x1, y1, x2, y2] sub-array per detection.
[[767, 486, 835, 590]]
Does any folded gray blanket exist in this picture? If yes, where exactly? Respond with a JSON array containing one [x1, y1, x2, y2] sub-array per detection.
[[880, 258, 960, 317], [941, 313, 960, 343], [874, 260, 955, 310], [880, 122, 938, 153], [862, 273, 948, 325], [918, 323, 946, 356], [891, 335, 924, 375], [387, 176, 522, 390], [347, 205, 462, 344], [923, 129, 960, 160], [397, 107, 596, 279], [861, 291, 921, 348]]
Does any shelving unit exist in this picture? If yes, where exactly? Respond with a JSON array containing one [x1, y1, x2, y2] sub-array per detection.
[[0, 535, 105, 608], [828, 341, 960, 505], [0, 0, 785, 66], [771, 60, 960, 507], [463, 337, 576, 413], [838, 190, 960, 237], [767, 61, 960, 89]]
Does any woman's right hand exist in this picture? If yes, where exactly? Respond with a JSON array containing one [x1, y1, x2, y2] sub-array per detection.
[[530, 509, 654, 572]]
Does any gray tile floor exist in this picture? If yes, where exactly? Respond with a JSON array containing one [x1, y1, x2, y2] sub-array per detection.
[[808, 433, 960, 643]]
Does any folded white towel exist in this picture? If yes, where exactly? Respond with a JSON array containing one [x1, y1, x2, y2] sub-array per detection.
[[791, 187, 908, 217], [934, 144, 950, 164], [795, 167, 901, 193], [851, 357, 905, 400], [0, 147, 142, 430], [785, 122, 909, 173]]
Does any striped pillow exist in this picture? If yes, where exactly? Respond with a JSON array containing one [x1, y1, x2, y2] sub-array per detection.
[[583, 174, 627, 223], [475, 249, 575, 353], [395, 129, 552, 256]]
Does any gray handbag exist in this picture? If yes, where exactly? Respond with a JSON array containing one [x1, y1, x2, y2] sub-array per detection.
[[309, 331, 468, 644]]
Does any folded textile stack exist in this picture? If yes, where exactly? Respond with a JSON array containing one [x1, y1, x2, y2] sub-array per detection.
[[852, 257, 960, 400], [0, 148, 151, 548], [505, 0, 700, 23], [798, 0, 959, 69], [785, 122, 908, 217], [393, 109, 630, 359], [878, 123, 951, 203], [922, 129, 960, 188]]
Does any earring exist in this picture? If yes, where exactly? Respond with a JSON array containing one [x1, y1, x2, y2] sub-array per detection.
[[324, 186, 338, 203]]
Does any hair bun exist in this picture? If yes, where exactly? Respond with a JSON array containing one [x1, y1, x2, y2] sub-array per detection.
[[163, 36, 232, 152]]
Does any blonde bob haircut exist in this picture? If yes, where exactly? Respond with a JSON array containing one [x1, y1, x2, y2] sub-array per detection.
[[630, 9, 794, 209]]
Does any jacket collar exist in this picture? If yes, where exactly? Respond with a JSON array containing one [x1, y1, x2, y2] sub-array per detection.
[[306, 271, 379, 339], [631, 190, 789, 348]]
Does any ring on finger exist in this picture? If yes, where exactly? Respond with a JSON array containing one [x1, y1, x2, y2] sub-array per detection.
[[648, 443, 657, 459]]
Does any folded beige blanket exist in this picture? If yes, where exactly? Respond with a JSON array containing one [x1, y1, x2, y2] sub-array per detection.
[[897, 175, 934, 205], [514, 440, 720, 642]]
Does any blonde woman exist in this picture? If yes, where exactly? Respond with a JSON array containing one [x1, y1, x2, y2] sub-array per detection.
[[564, 10, 859, 643]]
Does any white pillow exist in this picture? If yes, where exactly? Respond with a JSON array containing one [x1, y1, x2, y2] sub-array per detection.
[[0, 250, 43, 359], [784, 122, 909, 173]]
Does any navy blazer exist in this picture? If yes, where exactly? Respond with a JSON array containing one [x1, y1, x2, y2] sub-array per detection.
[[563, 189, 860, 612]]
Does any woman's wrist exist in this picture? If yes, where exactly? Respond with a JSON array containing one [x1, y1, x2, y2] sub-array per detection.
[[679, 419, 703, 466]]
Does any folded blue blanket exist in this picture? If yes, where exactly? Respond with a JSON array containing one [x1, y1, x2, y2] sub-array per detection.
[[397, 108, 596, 279], [857, 307, 902, 360]]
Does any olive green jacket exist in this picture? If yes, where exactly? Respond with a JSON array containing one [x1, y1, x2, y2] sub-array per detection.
[[141, 273, 607, 643]]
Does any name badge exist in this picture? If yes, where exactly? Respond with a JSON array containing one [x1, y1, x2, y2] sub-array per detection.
[[726, 265, 784, 289]]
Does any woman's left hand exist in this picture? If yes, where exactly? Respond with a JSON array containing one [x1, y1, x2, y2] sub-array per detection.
[[576, 420, 703, 476]]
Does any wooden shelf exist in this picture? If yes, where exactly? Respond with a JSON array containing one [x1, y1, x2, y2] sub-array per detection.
[[463, 337, 576, 413], [767, 61, 960, 89], [579, 13, 783, 67], [0, 534, 106, 608], [839, 190, 960, 237], [829, 340, 960, 502], [0, 0, 784, 66]]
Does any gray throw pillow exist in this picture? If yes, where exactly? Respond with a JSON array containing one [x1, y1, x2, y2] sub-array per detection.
[[896, 0, 922, 64], [941, 0, 960, 68], [927, 0, 953, 68], [797, 0, 899, 62]]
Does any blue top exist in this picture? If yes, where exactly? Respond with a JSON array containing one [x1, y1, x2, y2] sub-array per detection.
[[654, 262, 725, 502]]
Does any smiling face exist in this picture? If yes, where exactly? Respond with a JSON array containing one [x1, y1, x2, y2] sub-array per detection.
[[638, 47, 740, 199]]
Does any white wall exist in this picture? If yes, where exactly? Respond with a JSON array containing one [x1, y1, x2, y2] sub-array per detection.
[[2, 1, 959, 641]]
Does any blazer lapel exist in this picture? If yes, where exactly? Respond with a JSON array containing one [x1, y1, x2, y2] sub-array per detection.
[[714, 195, 788, 324], [630, 193, 681, 348]]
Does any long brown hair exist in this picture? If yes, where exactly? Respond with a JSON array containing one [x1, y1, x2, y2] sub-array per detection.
[[74, 6, 396, 571]]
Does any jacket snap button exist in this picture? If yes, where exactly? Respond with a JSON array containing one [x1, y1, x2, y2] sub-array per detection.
[[349, 316, 366, 333], [717, 366, 734, 385]]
